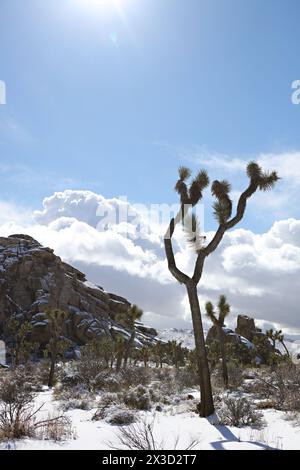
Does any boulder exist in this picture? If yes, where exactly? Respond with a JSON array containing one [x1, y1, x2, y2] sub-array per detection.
[[0, 235, 156, 351], [235, 315, 257, 341]]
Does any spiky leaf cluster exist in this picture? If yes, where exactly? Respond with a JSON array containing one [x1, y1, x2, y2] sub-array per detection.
[[205, 295, 230, 327], [211, 180, 232, 224], [175, 167, 210, 206], [247, 161, 279, 191]]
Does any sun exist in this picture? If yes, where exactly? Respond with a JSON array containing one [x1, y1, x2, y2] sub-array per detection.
[[78, 0, 123, 10]]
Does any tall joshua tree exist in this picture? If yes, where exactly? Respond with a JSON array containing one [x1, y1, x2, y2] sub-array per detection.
[[116, 304, 143, 368], [205, 295, 231, 388], [164, 162, 279, 416]]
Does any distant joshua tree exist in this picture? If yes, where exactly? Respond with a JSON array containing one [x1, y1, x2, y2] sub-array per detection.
[[205, 295, 231, 388], [44, 308, 69, 387], [266, 328, 290, 357], [164, 162, 279, 416], [116, 304, 143, 368]]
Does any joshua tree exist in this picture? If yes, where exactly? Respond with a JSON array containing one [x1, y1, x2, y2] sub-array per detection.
[[139, 345, 151, 368], [152, 342, 165, 368], [4, 317, 36, 366], [266, 329, 276, 349], [266, 329, 290, 357], [116, 304, 143, 368], [205, 295, 230, 388], [164, 162, 279, 416], [275, 330, 290, 357], [44, 308, 70, 387], [115, 336, 126, 371], [167, 340, 184, 369]]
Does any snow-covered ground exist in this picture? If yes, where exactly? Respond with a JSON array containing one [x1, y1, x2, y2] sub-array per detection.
[[1, 388, 299, 451]]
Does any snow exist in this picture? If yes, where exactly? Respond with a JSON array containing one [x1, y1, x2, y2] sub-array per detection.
[[82, 280, 104, 292], [158, 329, 196, 349], [1, 388, 299, 450]]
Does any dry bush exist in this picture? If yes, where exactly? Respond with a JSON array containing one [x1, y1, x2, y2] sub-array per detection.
[[256, 399, 278, 410], [0, 372, 37, 439], [120, 367, 151, 388], [211, 363, 243, 391], [106, 408, 136, 426], [218, 396, 264, 428], [93, 371, 123, 392], [35, 414, 75, 441], [174, 368, 199, 389], [54, 385, 95, 411], [249, 363, 300, 411], [92, 393, 120, 420], [122, 385, 152, 411], [0, 372, 73, 441], [111, 416, 198, 450]]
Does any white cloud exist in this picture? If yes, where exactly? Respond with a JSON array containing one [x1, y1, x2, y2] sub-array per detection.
[[0, 190, 300, 334]]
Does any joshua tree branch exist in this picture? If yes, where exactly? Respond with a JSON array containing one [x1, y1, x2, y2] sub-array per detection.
[[192, 254, 205, 284], [201, 182, 258, 258], [164, 216, 190, 285], [164, 204, 194, 284]]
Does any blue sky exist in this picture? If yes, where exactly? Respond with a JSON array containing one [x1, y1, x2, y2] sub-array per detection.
[[1, 0, 300, 232]]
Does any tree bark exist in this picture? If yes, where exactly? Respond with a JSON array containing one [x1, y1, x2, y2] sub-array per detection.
[[217, 325, 229, 388], [186, 281, 214, 417], [123, 331, 135, 368], [281, 340, 290, 357], [48, 356, 56, 388]]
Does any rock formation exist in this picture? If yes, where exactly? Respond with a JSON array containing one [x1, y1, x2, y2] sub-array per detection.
[[0, 234, 157, 354], [235, 314, 263, 341], [206, 315, 275, 364]]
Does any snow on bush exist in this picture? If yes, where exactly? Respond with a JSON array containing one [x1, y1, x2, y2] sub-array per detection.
[[218, 396, 264, 427], [106, 408, 136, 426], [92, 393, 120, 421], [122, 385, 152, 411]]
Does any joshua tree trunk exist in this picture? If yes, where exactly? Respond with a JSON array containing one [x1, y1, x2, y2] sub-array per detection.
[[217, 325, 229, 388], [186, 282, 214, 417], [48, 355, 56, 388], [123, 332, 135, 368], [280, 340, 290, 357], [116, 351, 123, 371]]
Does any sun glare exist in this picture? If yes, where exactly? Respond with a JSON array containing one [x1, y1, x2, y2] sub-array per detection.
[[78, 0, 123, 10]]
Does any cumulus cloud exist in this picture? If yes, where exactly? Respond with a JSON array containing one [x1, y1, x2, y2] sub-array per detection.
[[0, 189, 300, 334]]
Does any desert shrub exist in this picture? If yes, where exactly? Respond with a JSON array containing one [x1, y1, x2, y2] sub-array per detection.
[[54, 384, 95, 411], [94, 370, 124, 392], [59, 365, 83, 389], [0, 371, 72, 441], [175, 368, 199, 389], [284, 391, 300, 412], [106, 409, 136, 426], [35, 414, 75, 441], [112, 416, 199, 450], [256, 400, 278, 410], [211, 362, 243, 391], [123, 385, 152, 410], [121, 367, 151, 388], [247, 364, 300, 411], [0, 371, 36, 439], [218, 396, 264, 427], [92, 393, 120, 420]]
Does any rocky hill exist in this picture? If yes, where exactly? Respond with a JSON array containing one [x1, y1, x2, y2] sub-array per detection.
[[0, 234, 157, 356]]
